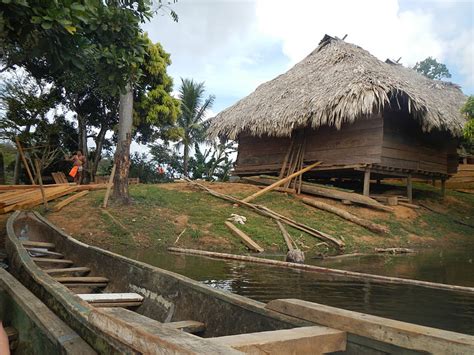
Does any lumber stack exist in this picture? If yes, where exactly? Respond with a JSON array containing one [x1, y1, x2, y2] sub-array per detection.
[[0, 183, 106, 214]]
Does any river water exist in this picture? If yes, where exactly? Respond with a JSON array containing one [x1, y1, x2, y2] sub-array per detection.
[[115, 247, 474, 335]]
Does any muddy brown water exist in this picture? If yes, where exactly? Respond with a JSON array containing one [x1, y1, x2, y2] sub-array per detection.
[[115, 247, 474, 335]]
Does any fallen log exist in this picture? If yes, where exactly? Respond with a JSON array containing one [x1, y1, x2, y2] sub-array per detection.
[[167, 247, 474, 294], [225, 221, 264, 253], [276, 220, 305, 263], [243, 176, 393, 212], [302, 197, 388, 234], [185, 179, 345, 252], [53, 191, 89, 212], [242, 161, 322, 203], [375, 248, 415, 254]]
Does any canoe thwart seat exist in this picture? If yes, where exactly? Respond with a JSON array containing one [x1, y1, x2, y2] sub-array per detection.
[[5, 326, 19, 350], [32, 257, 73, 266], [53, 276, 109, 284], [78, 293, 143, 308], [165, 320, 206, 334], [20, 240, 55, 249], [209, 326, 347, 354], [44, 267, 91, 276]]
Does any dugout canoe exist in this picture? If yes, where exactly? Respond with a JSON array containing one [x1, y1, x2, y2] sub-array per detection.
[[0, 267, 95, 354], [6, 211, 474, 354]]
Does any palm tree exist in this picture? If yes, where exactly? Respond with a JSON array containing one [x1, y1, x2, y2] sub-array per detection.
[[176, 78, 215, 176]]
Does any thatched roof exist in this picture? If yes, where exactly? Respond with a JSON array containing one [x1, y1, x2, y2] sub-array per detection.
[[209, 35, 467, 139]]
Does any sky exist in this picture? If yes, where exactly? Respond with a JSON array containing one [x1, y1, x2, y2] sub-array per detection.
[[143, 0, 474, 117]]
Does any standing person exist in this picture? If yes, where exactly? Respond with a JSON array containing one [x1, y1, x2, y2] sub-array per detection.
[[67, 150, 86, 184]]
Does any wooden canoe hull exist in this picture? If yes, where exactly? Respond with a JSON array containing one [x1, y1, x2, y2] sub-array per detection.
[[6, 211, 473, 354], [0, 268, 95, 354]]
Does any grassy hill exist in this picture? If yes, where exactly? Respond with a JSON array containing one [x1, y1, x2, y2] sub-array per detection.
[[43, 181, 474, 257]]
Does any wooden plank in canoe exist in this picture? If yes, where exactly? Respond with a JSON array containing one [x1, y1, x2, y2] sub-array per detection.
[[25, 247, 64, 258], [165, 320, 206, 334], [91, 302, 142, 308], [64, 283, 108, 289], [78, 293, 143, 303], [21, 240, 55, 249], [54, 276, 109, 283], [266, 299, 474, 354], [32, 257, 73, 266], [210, 325, 346, 354], [44, 267, 91, 276]]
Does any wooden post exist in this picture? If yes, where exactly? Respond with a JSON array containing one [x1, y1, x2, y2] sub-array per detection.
[[242, 161, 322, 203], [441, 178, 446, 198], [407, 174, 413, 203], [362, 167, 371, 196], [15, 137, 35, 185], [102, 164, 116, 208], [34, 159, 48, 209], [431, 178, 436, 187]]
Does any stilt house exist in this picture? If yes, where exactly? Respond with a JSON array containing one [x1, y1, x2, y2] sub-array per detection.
[[209, 35, 467, 196]]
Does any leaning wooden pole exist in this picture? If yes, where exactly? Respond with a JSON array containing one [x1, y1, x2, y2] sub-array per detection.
[[34, 159, 48, 209], [167, 247, 474, 294], [225, 221, 264, 252], [242, 161, 322, 203], [102, 164, 116, 209], [15, 137, 35, 185], [302, 198, 388, 234]]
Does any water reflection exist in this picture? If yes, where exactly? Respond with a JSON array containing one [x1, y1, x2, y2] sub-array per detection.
[[116, 247, 474, 335]]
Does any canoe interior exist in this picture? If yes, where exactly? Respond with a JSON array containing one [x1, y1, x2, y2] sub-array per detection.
[[8, 211, 469, 354], [0, 268, 95, 354]]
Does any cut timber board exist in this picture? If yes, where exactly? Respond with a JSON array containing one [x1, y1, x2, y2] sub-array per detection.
[[53, 190, 89, 211], [210, 325, 346, 354], [95, 307, 240, 354], [78, 293, 143, 303], [225, 221, 264, 253], [266, 299, 474, 354], [32, 257, 73, 265]]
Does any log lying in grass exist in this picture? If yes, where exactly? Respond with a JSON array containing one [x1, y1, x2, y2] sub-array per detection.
[[243, 176, 393, 212], [375, 248, 415, 254], [167, 247, 474, 294], [302, 197, 388, 234], [185, 179, 345, 252], [53, 191, 89, 212], [225, 221, 264, 253]]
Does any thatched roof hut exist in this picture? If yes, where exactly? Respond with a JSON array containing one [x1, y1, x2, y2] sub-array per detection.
[[209, 35, 466, 139], [209, 35, 467, 198]]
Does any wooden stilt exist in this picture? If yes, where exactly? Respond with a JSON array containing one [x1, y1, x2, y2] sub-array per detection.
[[441, 179, 446, 198], [431, 178, 436, 187], [407, 174, 413, 203], [362, 168, 371, 196], [102, 164, 116, 208]]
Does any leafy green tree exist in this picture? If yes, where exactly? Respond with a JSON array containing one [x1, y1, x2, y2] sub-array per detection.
[[175, 78, 215, 176], [461, 96, 474, 154], [413, 57, 451, 80]]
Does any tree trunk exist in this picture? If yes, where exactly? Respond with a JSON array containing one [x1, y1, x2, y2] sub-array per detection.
[[183, 143, 189, 177], [112, 83, 133, 204], [91, 124, 108, 181], [0, 152, 5, 184]]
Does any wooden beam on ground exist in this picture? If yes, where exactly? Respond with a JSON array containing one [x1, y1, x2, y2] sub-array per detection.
[[53, 190, 89, 212], [302, 198, 388, 234], [242, 161, 322, 203], [103, 164, 116, 208], [167, 247, 474, 294], [407, 173, 413, 203], [15, 137, 35, 185], [265, 299, 474, 354], [210, 326, 346, 354], [375, 248, 415, 254], [225, 221, 264, 252], [363, 167, 371, 196], [276, 220, 294, 251], [187, 179, 345, 251]]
